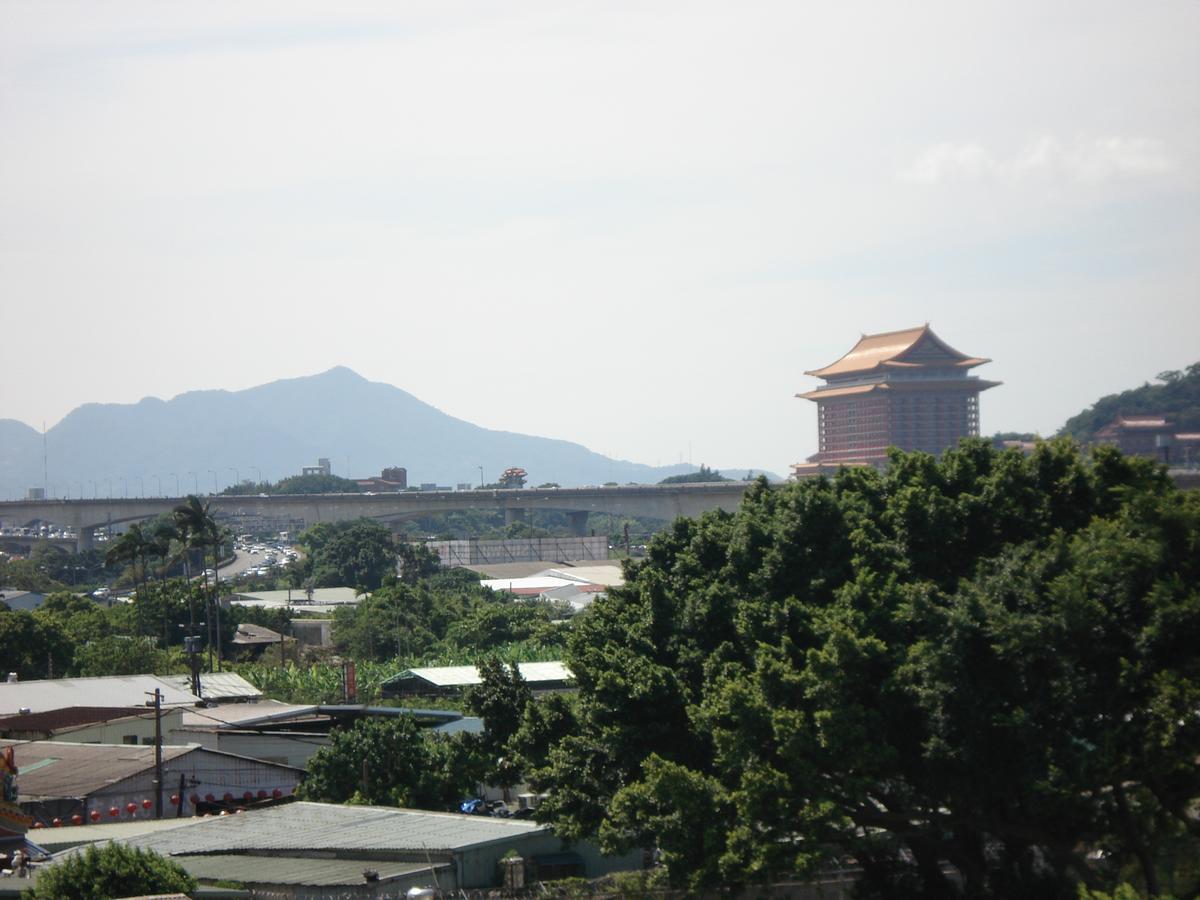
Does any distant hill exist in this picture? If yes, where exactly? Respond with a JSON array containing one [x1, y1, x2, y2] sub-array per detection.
[[1059, 362, 1200, 441], [0, 367, 775, 497]]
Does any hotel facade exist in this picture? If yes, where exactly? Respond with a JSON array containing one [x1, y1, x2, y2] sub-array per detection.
[[794, 325, 999, 476]]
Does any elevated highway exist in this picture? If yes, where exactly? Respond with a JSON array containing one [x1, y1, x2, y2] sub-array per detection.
[[0, 482, 758, 551]]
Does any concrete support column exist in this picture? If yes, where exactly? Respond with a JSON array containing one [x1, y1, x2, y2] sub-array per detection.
[[76, 526, 95, 553], [567, 511, 590, 537], [503, 508, 527, 527]]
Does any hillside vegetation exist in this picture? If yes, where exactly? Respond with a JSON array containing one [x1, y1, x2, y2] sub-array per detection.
[[1060, 362, 1200, 441]]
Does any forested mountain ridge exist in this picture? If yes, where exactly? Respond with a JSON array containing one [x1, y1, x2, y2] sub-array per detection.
[[1060, 362, 1200, 441]]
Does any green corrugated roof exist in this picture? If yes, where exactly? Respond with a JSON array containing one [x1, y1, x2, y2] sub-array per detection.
[[174, 853, 443, 887]]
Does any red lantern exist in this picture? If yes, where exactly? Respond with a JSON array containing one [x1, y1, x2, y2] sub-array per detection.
[[71, 814, 83, 825], [109, 806, 119, 818], [272, 788, 282, 799], [190, 793, 200, 806], [223, 792, 234, 803], [32, 821, 43, 829], [242, 791, 253, 802], [51, 818, 62, 827], [90, 810, 101, 822], [171, 794, 181, 806], [126, 802, 137, 815], [205, 793, 215, 803], [257, 789, 267, 800]]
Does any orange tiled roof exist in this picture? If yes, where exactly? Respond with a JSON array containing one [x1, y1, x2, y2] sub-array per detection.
[[795, 383, 888, 401], [805, 325, 988, 378]]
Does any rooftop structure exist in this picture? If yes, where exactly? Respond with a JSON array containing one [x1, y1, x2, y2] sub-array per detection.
[[47, 801, 642, 892], [1094, 414, 1199, 465], [383, 662, 573, 698], [228, 586, 363, 613], [796, 325, 1000, 473], [160, 672, 262, 703], [0, 675, 197, 717], [3, 738, 303, 825]]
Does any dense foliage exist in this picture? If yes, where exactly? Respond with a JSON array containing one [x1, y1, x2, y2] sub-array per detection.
[[0, 580, 253, 680], [293, 518, 397, 590], [297, 715, 485, 809], [27, 842, 196, 899], [1061, 362, 1200, 441], [527, 440, 1199, 897], [659, 464, 734, 484]]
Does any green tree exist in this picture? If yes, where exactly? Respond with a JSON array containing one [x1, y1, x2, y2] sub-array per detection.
[[397, 541, 442, 584], [535, 441, 1200, 896], [298, 716, 485, 809], [0, 609, 74, 679], [659, 464, 732, 484], [465, 656, 533, 776], [298, 519, 398, 591], [26, 842, 195, 899], [271, 473, 363, 494], [1060, 360, 1200, 441], [74, 634, 181, 677]]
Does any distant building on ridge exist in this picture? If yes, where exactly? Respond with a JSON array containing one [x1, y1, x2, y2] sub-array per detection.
[[793, 325, 1000, 477]]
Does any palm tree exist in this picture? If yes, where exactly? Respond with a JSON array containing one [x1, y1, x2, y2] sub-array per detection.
[[147, 519, 178, 586], [105, 525, 148, 634], [204, 519, 232, 670], [172, 496, 210, 639]]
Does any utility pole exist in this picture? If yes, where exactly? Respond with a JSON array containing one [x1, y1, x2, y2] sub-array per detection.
[[145, 688, 164, 819]]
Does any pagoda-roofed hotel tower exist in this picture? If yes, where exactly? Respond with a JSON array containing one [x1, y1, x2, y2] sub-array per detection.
[[794, 325, 999, 475]]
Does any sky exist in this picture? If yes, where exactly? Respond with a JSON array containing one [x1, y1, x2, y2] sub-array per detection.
[[2, 1, 1197, 477]]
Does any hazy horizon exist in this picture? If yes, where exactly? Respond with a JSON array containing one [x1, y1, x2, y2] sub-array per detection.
[[2, 1, 1197, 477]]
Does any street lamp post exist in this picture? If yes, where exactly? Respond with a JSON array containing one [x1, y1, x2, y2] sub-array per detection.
[[209, 470, 218, 495], [90, 481, 98, 499], [250, 466, 261, 487], [154, 475, 162, 497], [228, 468, 239, 491], [170, 473, 180, 496], [122, 478, 128, 498], [478, 466, 484, 488], [137, 476, 144, 498], [188, 472, 198, 494], [105, 479, 112, 498]]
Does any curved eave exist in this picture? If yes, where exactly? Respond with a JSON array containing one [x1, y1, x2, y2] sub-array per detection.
[[796, 384, 889, 401]]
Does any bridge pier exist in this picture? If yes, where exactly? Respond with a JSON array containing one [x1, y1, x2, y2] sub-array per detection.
[[503, 508, 527, 527], [567, 511, 590, 537], [76, 526, 95, 553]]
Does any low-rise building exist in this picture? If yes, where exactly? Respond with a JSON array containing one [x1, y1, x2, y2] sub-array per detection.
[[44, 801, 644, 896], [0, 675, 197, 718], [3, 739, 304, 826]]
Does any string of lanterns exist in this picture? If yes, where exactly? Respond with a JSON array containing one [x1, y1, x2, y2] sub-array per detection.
[[30, 787, 290, 828]]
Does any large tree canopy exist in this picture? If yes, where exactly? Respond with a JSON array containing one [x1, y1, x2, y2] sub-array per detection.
[[532, 440, 1200, 897]]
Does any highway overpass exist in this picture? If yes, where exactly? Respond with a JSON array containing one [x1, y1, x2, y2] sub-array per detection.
[[0, 483, 758, 551], [4, 470, 1196, 553]]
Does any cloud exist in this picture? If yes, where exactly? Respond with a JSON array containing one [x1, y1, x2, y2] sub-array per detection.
[[902, 136, 1174, 185]]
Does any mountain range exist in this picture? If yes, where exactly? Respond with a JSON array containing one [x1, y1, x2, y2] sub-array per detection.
[[0, 367, 772, 498]]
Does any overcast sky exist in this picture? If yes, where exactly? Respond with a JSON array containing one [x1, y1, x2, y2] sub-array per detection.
[[2, 1, 1197, 477]]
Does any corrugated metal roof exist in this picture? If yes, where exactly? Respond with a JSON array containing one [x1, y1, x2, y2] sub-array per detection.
[[388, 661, 572, 689], [34, 817, 203, 852], [161, 673, 262, 701], [2, 739, 197, 800], [0, 706, 152, 734], [119, 802, 546, 855], [179, 701, 317, 729], [112, 801, 544, 859], [539, 565, 625, 587], [3, 739, 302, 801], [170, 853, 442, 887], [0, 675, 198, 716]]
